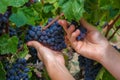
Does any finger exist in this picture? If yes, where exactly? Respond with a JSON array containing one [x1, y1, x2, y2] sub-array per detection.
[[58, 20, 69, 33], [27, 41, 43, 51], [80, 18, 97, 31], [67, 25, 75, 37], [70, 29, 80, 42]]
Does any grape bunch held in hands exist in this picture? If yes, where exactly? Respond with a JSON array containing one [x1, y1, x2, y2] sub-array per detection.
[[27, 18, 120, 80]]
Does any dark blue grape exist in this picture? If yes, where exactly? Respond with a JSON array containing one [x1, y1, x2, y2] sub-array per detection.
[[29, 30, 35, 38], [9, 27, 17, 37], [25, 19, 67, 63], [113, 46, 120, 52], [24, 68, 29, 73], [0, 7, 11, 36], [78, 56, 102, 80], [70, 21, 87, 40], [25, 19, 66, 51], [5, 58, 29, 80]]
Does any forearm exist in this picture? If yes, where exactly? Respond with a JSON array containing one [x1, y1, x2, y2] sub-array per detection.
[[100, 45, 120, 79], [44, 60, 75, 80]]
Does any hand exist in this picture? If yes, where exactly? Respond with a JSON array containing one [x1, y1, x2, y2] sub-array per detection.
[[27, 41, 75, 80], [27, 41, 65, 65], [58, 18, 110, 62]]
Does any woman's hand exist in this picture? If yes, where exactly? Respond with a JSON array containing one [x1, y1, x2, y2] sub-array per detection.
[[58, 18, 110, 62], [27, 41, 75, 80], [27, 41, 65, 65], [59, 19, 120, 79]]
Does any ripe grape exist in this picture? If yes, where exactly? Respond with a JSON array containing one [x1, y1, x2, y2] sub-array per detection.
[[71, 20, 87, 40], [25, 19, 66, 51], [25, 19, 67, 63], [9, 27, 17, 37], [78, 56, 102, 80], [0, 7, 12, 36], [5, 58, 29, 80]]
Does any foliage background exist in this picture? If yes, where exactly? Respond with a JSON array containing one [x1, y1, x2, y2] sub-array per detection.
[[0, 0, 120, 80]]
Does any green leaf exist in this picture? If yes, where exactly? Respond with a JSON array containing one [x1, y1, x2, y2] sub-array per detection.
[[58, 0, 67, 6], [18, 44, 28, 58], [28, 71, 32, 79], [96, 67, 116, 80], [72, 0, 84, 21], [0, 0, 29, 13], [111, 0, 120, 9], [10, 10, 28, 27], [96, 67, 105, 80], [0, 0, 9, 13], [42, 68, 51, 80], [0, 35, 18, 55], [45, 0, 57, 4], [0, 62, 6, 80], [102, 70, 116, 80], [21, 7, 36, 25], [61, 0, 84, 21], [62, 1, 74, 21], [10, 6, 39, 27], [43, 4, 54, 13], [9, 0, 29, 7]]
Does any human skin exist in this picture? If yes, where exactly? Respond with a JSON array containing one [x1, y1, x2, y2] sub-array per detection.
[[27, 18, 120, 80], [58, 18, 120, 79], [27, 41, 75, 80]]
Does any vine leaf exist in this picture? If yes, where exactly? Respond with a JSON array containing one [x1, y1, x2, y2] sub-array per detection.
[[96, 67, 115, 80], [0, 0, 28, 13], [0, 35, 18, 55], [9, 0, 29, 7], [18, 44, 29, 58], [102, 69, 116, 80], [0, 62, 6, 80], [0, 0, 9, 13], [61, 0, 84, 21], [43, 4, 54, 13], [10, 10, 28, 27], [10, 7, 37, 27]]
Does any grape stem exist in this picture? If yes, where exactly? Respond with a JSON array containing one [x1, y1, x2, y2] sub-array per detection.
[[105, 14, 120, 38], [108, 25, 120, 41], [17, 46, 24, 53], [41, 0, 44, 5], [30, 0, 34, 3], [42, 13, 64, 30], [5, 22, 9, 34]]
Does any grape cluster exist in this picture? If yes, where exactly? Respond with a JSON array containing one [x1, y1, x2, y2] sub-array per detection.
[[0, 7, 12, 36], [71, 20, 87, 40], [78, 56, 102, 80], [9, 27, 17, 37], [84, 58, 102, 80], [28, 47, 40, 63], [8, 27, 24, 49], [78, 55, 86, 68], [25, 19, 66, 51], [77, 25, 87, 40], [5, 58, 29, 80]]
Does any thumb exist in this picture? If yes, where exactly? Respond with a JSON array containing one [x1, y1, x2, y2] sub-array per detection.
[[27, 41, 43, 51]]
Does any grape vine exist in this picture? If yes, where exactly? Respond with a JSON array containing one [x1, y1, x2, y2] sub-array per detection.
[[0, 0, 120, 80]]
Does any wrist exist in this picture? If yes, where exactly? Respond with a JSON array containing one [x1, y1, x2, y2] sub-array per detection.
[[44, 59, 75, 80], [99, 44, 119, 64], [98, 44, 120, 79]]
